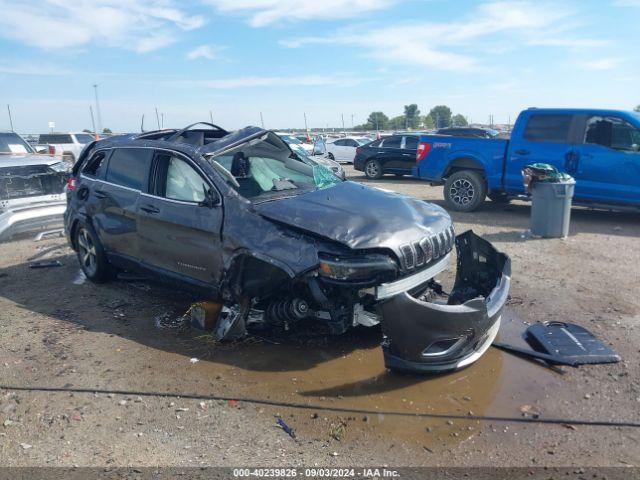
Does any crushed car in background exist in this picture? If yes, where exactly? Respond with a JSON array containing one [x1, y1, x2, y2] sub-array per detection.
[[0, 131, 69, 242]]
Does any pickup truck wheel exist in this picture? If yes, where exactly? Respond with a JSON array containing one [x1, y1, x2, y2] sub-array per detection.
[[444, 170, 487, 212], [364, 159, 383, 179], [75, 224, 112, 283]]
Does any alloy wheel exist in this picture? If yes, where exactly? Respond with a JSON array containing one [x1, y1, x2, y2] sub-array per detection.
[[365, 161, 379, 178], [449, 178, 475, 206], [77, 228, 98, 276]]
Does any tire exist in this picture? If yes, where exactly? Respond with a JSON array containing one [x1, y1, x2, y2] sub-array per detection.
[[327, 152, 335, 161], [488, 192, 511, 204], [74, 223, 112, 283], [443, 170, 487, 212], [364, 159, 383, 179]]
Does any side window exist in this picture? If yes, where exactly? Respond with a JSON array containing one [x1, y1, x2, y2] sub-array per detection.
[[333, 139, 345, 146], [345, 139, 358, 147], [105, 148, 152, 190], [404, 136, 418, 150], [523, 115, 572, 143], [383, 136, 402, 148], [369, 139, 381, 148], [585, 116, 640, 152], [165, 156, 207, 202], [82, 151, 109, 179]]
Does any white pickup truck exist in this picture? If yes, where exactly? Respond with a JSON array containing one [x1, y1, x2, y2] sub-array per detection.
[[36, 132, 95, 164]]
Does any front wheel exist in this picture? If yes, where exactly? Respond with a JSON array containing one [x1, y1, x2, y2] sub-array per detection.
[[327, 152, 335, 161], [443, 170, 487, 212], [364, 159, 383, 179]]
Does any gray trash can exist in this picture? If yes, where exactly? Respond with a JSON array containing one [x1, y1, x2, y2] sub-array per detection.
[[530, 177, 575, 238]]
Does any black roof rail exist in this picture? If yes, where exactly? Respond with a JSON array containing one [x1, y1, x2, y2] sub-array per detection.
[[166, 122, 228, 143]]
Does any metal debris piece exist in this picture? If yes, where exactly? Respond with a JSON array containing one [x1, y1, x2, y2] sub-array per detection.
[[29, 260, 62, 269], [33, 228, 64, 242]]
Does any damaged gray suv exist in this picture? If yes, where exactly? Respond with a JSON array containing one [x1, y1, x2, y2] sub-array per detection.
[[64, 123, 511, 373]]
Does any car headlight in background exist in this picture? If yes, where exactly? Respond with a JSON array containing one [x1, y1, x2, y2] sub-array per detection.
[[318, 253, 398, 282]]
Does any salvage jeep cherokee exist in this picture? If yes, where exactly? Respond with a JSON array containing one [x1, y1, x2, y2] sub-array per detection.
[[64, 123, 511, 373]]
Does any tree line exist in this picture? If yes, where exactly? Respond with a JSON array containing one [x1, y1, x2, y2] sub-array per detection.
[[356, 104, 468, 131]]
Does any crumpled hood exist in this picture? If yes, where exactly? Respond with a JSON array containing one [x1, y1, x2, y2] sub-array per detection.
[[253, 181, 452, 256]]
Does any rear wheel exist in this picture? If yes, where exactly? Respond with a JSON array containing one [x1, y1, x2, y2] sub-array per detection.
[[364, 159, 383, 179], [75, 224, 112, 282], [444, 170, 487, 212]]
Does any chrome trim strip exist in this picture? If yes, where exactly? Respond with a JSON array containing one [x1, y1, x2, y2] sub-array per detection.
[[375, 253, 450, 300]]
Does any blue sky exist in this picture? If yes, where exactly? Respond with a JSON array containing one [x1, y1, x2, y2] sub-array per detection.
[[0, 0, 638, 133]]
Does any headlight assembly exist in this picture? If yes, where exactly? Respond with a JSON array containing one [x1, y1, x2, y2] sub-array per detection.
[[318, 253, 398, 283]]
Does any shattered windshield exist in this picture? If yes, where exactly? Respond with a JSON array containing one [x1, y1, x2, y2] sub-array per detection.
[[0, 132, 34, 154], [205, 134, 340, 200]]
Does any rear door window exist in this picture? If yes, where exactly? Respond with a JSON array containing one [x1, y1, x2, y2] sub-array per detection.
[[82, 151, 110, 179], [404, 136, 418, 150], [105, 148, 153, 191], [333, 139, 346, 146], [523, 115, 572, 143], [382, 136, 402, 148]]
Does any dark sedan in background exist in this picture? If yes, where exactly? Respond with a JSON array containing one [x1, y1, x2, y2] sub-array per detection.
[[353, 134, 419, 179]]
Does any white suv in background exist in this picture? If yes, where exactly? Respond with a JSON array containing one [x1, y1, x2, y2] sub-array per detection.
[[37, 132, 95, 164], [325, 137, 370, 163]]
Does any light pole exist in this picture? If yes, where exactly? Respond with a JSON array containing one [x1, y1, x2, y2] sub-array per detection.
[[93, 84, 102, 134], [7, 105, 14, 131]]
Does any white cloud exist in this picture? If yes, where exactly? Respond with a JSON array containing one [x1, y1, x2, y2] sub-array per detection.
[[583, 58, 623, 70], [204, 0, 398, 27], [0, 0, 205, 52], [187, 45, 225, 60], [282, 1, 605, 71], [181, 75, 365, 88]]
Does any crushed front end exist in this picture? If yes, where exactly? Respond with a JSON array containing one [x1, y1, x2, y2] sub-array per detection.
[[379, 230, 510, 373]]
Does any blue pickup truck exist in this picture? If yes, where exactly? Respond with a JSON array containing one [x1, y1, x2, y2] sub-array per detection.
[[414, 108, 640, 211]]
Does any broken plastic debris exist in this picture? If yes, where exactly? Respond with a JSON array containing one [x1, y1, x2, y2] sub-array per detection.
[[276, 417, 296, 438], [29, 260, 62, 269]]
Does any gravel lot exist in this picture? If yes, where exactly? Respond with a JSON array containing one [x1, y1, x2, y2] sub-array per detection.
[[0, 164, 638, 468]]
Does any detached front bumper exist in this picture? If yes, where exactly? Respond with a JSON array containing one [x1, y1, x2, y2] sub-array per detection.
[[0, 200, 67, 242], [379, 230, 511, 373]]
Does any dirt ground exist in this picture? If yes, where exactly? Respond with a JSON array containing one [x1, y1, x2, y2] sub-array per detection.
[[0, 164, 638, 469]]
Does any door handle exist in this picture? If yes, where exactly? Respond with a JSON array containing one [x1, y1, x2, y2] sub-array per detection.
[[514, 149, 529, 155], [140, 204, 160, 214], [94, 189, 108, 199]]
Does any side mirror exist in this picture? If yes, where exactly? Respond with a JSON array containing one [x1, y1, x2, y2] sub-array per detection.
[[199, 184, 218, 208]]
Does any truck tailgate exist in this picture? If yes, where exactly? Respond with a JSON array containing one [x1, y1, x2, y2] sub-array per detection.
[[414, 135, 509, 188]]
